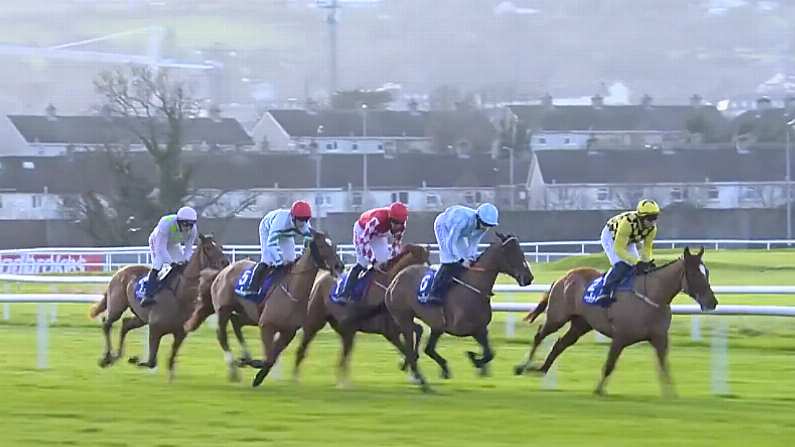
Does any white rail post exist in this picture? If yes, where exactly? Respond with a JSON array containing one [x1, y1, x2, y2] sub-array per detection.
[[3, 283, 10, 320], [691, 315, 702, 342], [505, 313, 516, 339], [48, 284, 57, 324], [36, 303, 48, 369], [710, 318, 730, 396], [594, 331, 609, 343], [207, 313, 218, 330]]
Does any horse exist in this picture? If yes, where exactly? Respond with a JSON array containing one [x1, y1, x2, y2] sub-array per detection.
[[90, 234, 228, 381], [293, 244, 430, 387], [184, 230, 343, 383], [386, 232, 534, 392], [513, 247, 718, 396]]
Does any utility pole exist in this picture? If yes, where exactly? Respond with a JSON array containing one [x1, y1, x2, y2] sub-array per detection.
[[321, 0, 340, 94]]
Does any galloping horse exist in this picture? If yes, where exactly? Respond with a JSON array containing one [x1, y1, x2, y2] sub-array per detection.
[[294, 244, 430, 386], [386, 233, 534, 392], [514, 247, 718, 396], [184, 230, 342, 383], [90, 234, 228, 380]]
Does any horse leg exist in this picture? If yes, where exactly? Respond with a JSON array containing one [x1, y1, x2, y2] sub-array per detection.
[[468, 328, 494, 376], [536, 317, 592, 374], [594, 338, 628, 396], [215, 308, 240, 382], [337, 330, 356, 389], [252, 326, 297, 387], [166, 329, 187, 383], [293, 316, 326, 382], [113, 316, 146, 365], [230, 313, 252, 364], [184, 300, 214, 333], [132, 326, 164, 369], [98, 303, 125, 368], [650, 334, 676, 398], [423, 329, 451, 379], [395, 314, 429, 392], [396, 323, 422, 372], [513, 317, 569, 375]]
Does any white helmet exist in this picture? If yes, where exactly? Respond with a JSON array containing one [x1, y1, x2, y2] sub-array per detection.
[[476, 203, 499, 226], [176, 206, 198, 222]]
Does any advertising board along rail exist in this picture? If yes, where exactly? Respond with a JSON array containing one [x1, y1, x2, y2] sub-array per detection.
[[2, 293, 792, 396], [1, 238, 794, 272]]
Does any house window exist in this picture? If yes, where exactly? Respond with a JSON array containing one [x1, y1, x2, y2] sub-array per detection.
[[22, 161, 35, 170], [564, 137, 571, 145], [277, 194, 289, 208], [351, 192, 363, 207], [391, 192, 409, 204], [739, 186, 761, 202], [537, 137, 547, 144], [352, 143, 359, 150], [596, 188, 610, 202], [32, 195, 42, 208], [326, 143, 333, 150], [425, 193, 440, 207], [707, 187, 719, 201], [0, 195, 3, 208], [464, 191, 483, 205], [670, 187, 688, 202]]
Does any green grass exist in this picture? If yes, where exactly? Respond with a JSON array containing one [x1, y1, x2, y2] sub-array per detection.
[[0, 250, 794, 446]]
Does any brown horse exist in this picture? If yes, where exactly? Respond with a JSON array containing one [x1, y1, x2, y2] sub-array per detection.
[[386, 232, 534, 392], [185, 230, 342, 383], [90, 234, 228, 380], [293, 244, 430, 386], [514, 247, 718, 396]]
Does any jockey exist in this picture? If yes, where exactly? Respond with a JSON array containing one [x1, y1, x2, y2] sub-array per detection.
[[338, 202, 409, 300], [141, 206, 199, 307], [427, 203, 499, 302], [242, 200, 313, 294], [598, 199, 660, 300]]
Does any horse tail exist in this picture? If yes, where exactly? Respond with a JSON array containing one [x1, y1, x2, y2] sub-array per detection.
[[89, 291, 108, 319], [524, 280, 555, 323]]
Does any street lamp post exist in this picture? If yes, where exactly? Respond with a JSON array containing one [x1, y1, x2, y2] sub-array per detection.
[[786, 120, 794, 240], [361, 104, 368, 206], [501, 146, 515, 209]]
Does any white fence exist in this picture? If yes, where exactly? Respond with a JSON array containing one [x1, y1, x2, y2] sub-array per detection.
[[1, 238, 794, 272]]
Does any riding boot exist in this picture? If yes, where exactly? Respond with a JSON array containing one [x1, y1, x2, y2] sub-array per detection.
[[428, 263, 457, 303], [246, 262, 269, 294], [141, 268, 160, 307], [599, 261, 632, 300], [340, 264, 365, 300]]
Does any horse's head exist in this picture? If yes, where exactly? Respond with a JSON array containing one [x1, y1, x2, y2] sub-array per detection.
[[681, 247, 717, 311], [197, 234, 229, 270], [307, 230, 344, 277], [494, 232, 534, 287], [401, 244, 431, 265]]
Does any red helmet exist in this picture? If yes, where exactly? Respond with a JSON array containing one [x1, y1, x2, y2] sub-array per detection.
[[290, 200, 312, 220], [388, 202, 408, 223]]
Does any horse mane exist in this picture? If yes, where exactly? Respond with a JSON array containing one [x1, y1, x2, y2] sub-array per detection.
[[645, 257, 681, 273], [385, 245, 428, 276]]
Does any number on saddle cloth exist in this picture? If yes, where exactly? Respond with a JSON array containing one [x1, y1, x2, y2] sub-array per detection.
[[330, 268, 374, 305], [234, 267, 282, 304], [416, 268, 438, 305], [582, 268, 636, 307], [134, 265, 174, 302]]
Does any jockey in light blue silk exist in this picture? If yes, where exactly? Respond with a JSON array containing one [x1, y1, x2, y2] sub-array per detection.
[[427, 203, 499, 303]]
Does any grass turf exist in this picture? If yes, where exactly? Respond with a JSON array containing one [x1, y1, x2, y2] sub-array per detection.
[[0, 249, 794, 446]]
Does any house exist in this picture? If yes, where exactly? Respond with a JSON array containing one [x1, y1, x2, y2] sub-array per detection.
[[509, 94, 728, 151], [250, 108, 498, 156], [731, 96, 795, 147], [528, 146, 793, 210], [5, 105, 254, 157]]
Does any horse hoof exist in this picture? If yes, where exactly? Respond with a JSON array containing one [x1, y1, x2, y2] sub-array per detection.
[[252, 369, 268, 387], [594, 388, 606, 397], [478, 365, 490, 377], [399, 360, 408, 372], [420, 383, 434, 394], [513, 365, 525, 376], [440, 368, 451, 380], [228, 368, 241, 383], [128, 356, 139, 364], [98, 355, 112, 368]]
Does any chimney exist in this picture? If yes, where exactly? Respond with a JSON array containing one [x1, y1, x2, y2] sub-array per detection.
[[541, 92, 553, 109], [208, 104, 222, 123], [408, 98, 420, 114], [590, 94, 604, 109], [689, 94, 703, 108], [640, 94, 653, 109], [45, 103, 57, 121], [756, 96, 773, 111]]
